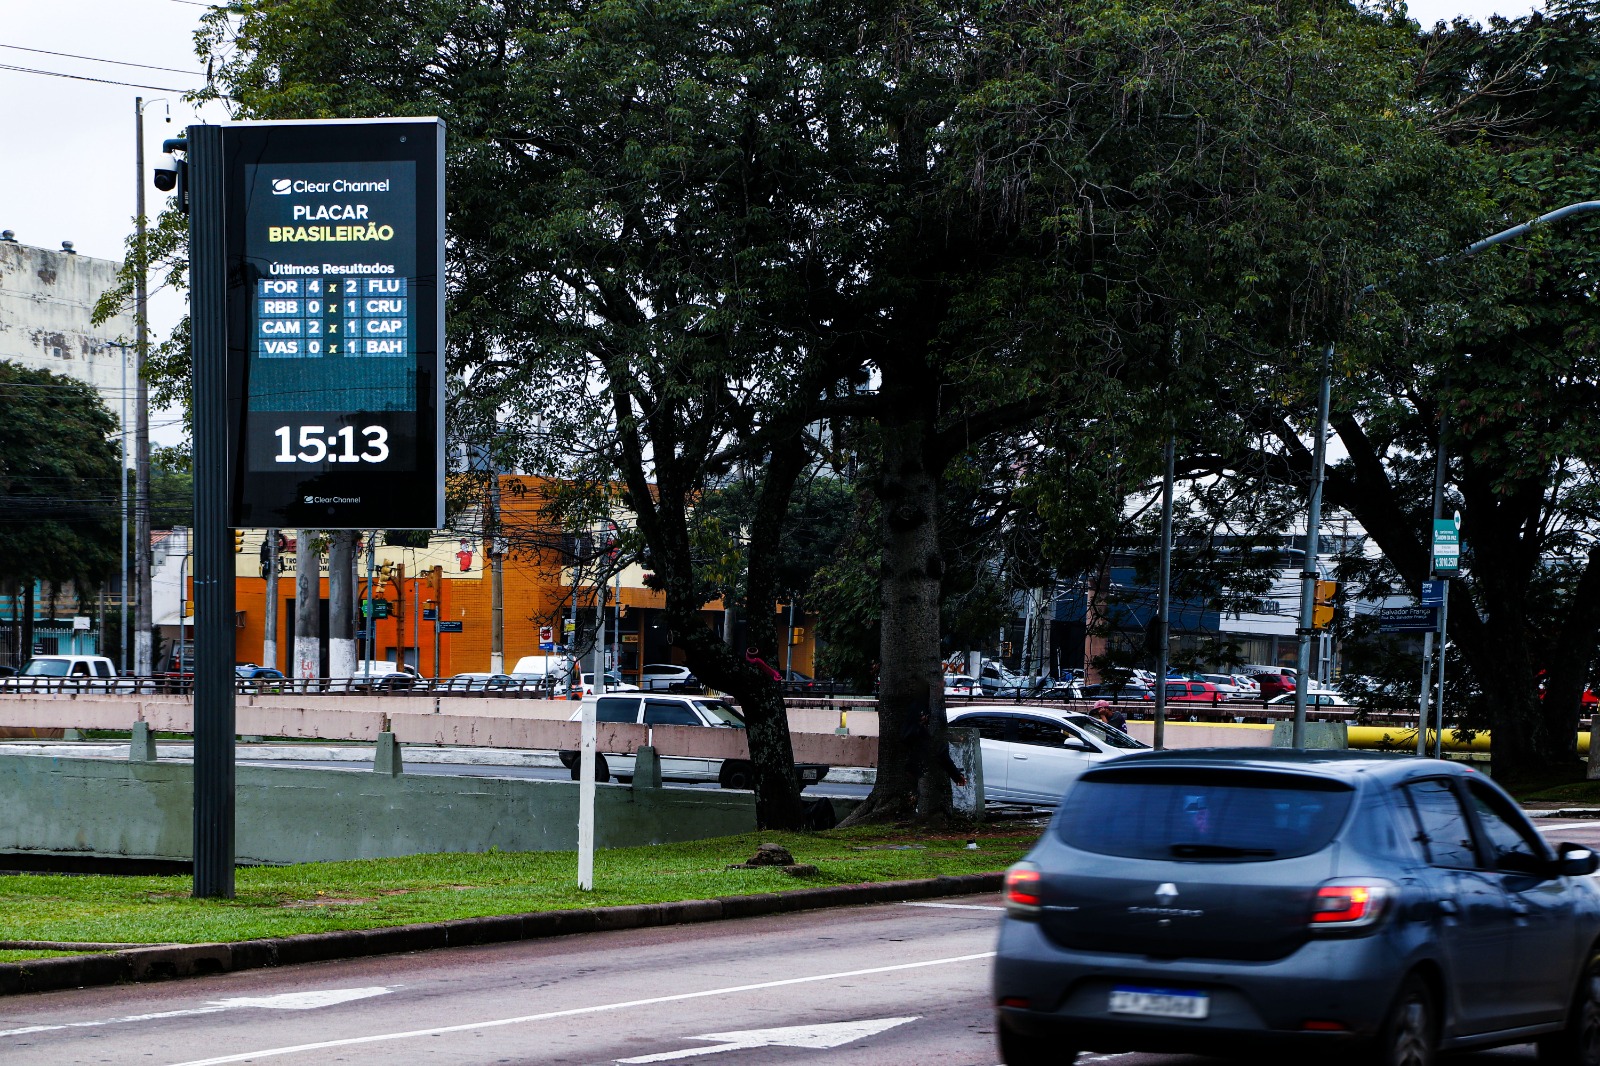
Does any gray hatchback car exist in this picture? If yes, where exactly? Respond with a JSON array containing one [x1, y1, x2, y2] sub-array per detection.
[[993, 750, 1600, 1066]]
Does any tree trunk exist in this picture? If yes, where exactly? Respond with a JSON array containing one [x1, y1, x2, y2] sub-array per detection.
[[841, 414, 949, 826], [327, 531, 356, 681], [294, 529, 320, 688]]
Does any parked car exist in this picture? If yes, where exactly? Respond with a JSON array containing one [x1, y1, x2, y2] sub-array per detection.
[[1080, 682, 1154, 703], [780, 670, 846, 697], [993, 749, 1600, 1066], [1267, 691, 1352, 708], [639, 663, 698, 692], [1253, 670, 1298, 699], [945, 673, 982, 697], [1039, 680, 1085, 700], [446, 672, 519, 691], [1162, 679, 1226, 704], [0, 655, 129, 692], [553, 671, 639, 697], [234, 665, 287, 693], [1201, 673, 1252, 700], [557, 693, 829, 789], [947, 707, 1147, 804]]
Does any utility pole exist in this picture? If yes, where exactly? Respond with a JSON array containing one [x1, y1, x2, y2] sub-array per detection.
[[1292, 344, 1334, 749], [489, 477, 504, 674], [263, 530, 279, 671], [1154, 433, 1175, 749], [133, 97, 153, 678]]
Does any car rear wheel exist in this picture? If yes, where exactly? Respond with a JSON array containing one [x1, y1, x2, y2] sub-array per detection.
[[1371, 975, 1435, 1066], [996, 1014, 1072, 1065], [719, 760, 754, 790], [567, 753, 609, 783], [1538, 952, 1600, 1066]]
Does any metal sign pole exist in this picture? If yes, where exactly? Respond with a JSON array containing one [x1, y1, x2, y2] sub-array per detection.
[[187, 122, 236, 898], [1434, 580, 1449, 759]]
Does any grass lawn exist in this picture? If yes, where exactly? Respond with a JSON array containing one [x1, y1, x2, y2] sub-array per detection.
[[0, 822, 1039, 960]]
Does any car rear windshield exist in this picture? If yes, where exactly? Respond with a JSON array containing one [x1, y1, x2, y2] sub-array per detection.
[[21, 660, 70, 676], [1058, 767, 1355, 862]]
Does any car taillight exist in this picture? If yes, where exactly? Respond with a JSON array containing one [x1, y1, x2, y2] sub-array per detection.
[[1310, 880, 1394, 928], [1005, 863, 1042, 918]]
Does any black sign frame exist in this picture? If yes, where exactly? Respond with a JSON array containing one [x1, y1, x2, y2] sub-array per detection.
[[221, 118, 445, 530]]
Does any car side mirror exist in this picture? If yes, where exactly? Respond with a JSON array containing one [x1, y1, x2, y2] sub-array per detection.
[[1556, 843, 1599, 877], [1063, 741, 1096, 753]]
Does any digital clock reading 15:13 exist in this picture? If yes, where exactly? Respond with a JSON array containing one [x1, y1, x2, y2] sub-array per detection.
[[272, 423, 391, 464]]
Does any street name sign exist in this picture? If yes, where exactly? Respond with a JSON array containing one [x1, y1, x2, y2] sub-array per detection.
[[1380, 605, 1438, 632], [221, 118, 445, 530], [1431, 519, 1460, 573], [1420, 580, 1446, 607], [436, 619, 463, 633]]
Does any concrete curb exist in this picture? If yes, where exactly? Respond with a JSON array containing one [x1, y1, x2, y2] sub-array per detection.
[[0, 872, 1002, 997], [1527, 808, 1600, 819]]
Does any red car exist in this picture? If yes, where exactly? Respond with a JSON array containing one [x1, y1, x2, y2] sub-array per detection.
[[1163, 680, 1225, 704], [1254, 671, 1297, 699]]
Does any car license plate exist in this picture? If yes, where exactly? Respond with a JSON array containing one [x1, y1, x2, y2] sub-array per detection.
[[1108, 987, 1209, 1019]]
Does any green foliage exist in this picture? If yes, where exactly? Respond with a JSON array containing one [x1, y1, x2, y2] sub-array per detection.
[[0, 361, 122, 588], [0, 827, 1033, 947]]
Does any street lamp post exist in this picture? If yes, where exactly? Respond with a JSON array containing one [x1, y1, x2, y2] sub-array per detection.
[[133, 97, 168, 679], [1294, 200, 1600, 750]]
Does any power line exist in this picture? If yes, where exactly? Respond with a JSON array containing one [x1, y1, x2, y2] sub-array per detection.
[[0, 62, 192, 93], [0, 43, 208, 78]]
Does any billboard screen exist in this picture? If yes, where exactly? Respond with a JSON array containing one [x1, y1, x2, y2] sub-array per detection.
[[223, 119, 444, 529]]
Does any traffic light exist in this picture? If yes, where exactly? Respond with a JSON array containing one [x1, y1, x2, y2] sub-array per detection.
[[1313, 580, 1338, 629], [233, 530, 245, 554]]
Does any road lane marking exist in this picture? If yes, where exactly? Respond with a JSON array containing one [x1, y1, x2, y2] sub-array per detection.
[[0, 987, 393, 1039], [1535, 823, 1594, 833], [160, 951, 997, 1066], [902, 902, 1004, 912], [617, 1017, 918, 1063]]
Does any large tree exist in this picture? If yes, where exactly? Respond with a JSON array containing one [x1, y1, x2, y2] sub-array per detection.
[[0, 360, 122, 591], [192, 0, 1452, 824], [1226, 2, 1600, 782]]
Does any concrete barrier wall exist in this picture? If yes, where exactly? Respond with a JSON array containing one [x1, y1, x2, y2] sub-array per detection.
[[0, 753, 755, 865], [0, 699, 880, 766], [1122, 720, 1274, 748]]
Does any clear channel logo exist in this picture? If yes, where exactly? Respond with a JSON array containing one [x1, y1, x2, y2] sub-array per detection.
[[271, 178, 293, 195]]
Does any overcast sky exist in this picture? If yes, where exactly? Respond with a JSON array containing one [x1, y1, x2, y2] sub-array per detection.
[[0, 0, 1536, 442]]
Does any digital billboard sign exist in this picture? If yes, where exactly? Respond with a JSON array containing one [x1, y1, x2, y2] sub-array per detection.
[[222, 119, 443, 529]]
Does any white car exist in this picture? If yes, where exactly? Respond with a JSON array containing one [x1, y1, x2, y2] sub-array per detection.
[[1266, 691, 1351, 707], [0, 655, 131, 692], [1200, 673, 1253, 700], [554, 671, 640, 696], [639, 663, 697, 691], [946, 706, 1147, 804], [944, 674, 981, 697], [558, 692, 828, 788]]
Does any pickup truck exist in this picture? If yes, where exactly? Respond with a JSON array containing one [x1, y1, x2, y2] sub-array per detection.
[[0, 655, 131, 693], [558, 692, 830, 790]]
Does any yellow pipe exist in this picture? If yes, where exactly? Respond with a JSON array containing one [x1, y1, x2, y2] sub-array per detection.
[[1347, 725, 1590, 754]]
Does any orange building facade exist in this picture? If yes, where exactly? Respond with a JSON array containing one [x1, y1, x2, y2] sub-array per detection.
[[227, 476, 817, 681]]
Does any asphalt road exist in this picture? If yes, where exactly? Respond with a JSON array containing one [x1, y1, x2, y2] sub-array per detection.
[[5, 822, 1598, 1066]]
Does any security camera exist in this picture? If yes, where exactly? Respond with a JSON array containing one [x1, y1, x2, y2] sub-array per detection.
[[152, 153, 182, 192]]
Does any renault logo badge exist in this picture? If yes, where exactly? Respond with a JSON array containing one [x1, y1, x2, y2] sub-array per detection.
[[1155, 882, 1179, 905]]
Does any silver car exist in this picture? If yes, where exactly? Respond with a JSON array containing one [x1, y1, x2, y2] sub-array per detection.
[[993, 750, 1600, 1066]]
